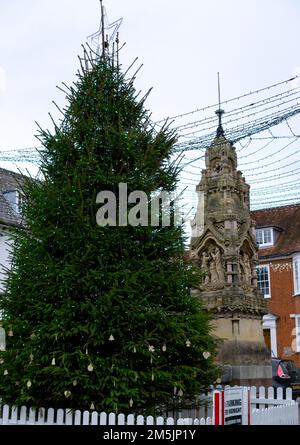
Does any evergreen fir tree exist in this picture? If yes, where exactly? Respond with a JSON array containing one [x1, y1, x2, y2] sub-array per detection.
[[0, 44, 219, 413]]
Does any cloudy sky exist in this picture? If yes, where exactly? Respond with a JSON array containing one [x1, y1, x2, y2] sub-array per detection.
[[1, 0, 300, 152]]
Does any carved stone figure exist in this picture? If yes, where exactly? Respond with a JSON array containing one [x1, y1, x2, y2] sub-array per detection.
[[240, 252, 252, 285], [209, 257, 219, 285], [201, 251, 210, 285], [211, 247, 225, 283]]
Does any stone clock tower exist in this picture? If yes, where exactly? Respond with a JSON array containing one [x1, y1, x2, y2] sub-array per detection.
[[190, 116, 271, 386]]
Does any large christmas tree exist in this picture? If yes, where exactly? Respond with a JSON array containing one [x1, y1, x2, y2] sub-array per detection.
[[0, 44, 218, 413]]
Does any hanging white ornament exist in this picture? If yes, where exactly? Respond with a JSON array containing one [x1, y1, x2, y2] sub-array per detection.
[[27, 380, 32, 388], [51, 357, 56, 366], [87, 363, 94, 372], [133, 346, 137, 353], [178, 389, 183, 397], [90, 402, 95, 410], [203, 351, 211, 359], [64, 390, 71, 398], [151, 373, 154, 381], [148, 345, 155, 353], [173, 386, 177, 395], [29, 353, 34, 362], [3, 369, 8, 375], [216, 378, 222, 384], [109, 335, 114, 341], [8, 329, 14, 337], [73, 379, 78, 386], [162, 343, 167, 352], [85, 347, 88, 355], [129, 398, 133, 407], [185, 339, 191, 347], [150, 356, 153, 364], [0, 358, 4, 364]]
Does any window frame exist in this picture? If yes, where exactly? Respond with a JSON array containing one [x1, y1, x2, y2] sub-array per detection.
[[3, 189, 22, 215], [256, 227, 274, 248], [293, 315, 300, 353], [256, 264, 271, 298], [293, 253, 300, 296]]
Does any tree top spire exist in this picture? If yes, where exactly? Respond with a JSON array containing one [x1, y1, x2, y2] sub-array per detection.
[[87, 1, 123, 59]]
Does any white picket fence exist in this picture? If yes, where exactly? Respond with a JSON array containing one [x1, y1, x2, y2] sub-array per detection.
[[0, 405, 212, 426], [0, 386, 297, 425], [250, 386, 294, 408], [176, 386, 296, 420], [251, 403, 298, 425]]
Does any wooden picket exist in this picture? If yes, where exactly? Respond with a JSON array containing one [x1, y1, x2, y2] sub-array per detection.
[[251, 403, 298, 425], [0, 404, 213, 426], [0, 386, 297, 426]]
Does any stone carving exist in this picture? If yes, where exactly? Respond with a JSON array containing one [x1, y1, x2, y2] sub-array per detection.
[[199, 245, 226, 289], [212, 161, 222, 175], [189, 249, 199, 264], [215, 222, 225, 231], [201, 251, 210, 285], [211, 247, 225, 284], [209, 255, 219, 285], [240, 252, 252, 285]]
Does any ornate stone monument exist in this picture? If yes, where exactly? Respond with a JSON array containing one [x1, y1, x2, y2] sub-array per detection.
[[190, 115, 272, 386]]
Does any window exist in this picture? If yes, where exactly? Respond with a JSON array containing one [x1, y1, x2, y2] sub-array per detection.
[[3, 190, 22, 215], [256, 265, 271, 298], [255, 228, 273, 247], [293, 254, 300, 296], [293, 316, 300, 353]]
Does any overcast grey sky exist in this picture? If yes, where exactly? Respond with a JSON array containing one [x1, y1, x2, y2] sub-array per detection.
[[1, 0, 300, 152]]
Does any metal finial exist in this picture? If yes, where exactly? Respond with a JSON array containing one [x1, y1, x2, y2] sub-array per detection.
[[215, 72, 224, 136]]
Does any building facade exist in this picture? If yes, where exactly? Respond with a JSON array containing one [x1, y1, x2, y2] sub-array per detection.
[[251, 204, 300, 366], [0, 167, 24, 294], [0, 167, 26, 350]]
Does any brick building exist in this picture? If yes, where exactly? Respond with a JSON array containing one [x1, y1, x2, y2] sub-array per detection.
[[251, 204, 300, 366]]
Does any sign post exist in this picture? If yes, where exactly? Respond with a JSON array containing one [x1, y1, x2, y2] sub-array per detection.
[[213, 387, 250, 425]]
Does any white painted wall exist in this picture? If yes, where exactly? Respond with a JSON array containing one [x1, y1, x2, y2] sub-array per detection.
[[263, 313, 278, 357]]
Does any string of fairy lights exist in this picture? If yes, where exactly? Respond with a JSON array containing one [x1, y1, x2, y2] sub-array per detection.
[[1, 75, 300, 214]]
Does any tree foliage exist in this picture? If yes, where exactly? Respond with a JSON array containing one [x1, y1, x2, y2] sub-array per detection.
[[0, 49, 219, 413]]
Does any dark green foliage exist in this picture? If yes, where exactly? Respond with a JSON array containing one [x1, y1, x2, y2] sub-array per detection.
[[0, 51, 219, 413]]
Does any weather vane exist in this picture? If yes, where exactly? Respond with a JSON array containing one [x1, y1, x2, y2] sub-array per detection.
[[87, 0, 123, 57], [215, 72, 225, 136]]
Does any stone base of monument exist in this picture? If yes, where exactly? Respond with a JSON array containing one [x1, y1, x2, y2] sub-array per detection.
[[217, 340, 272, 387], [221, 365, 272, 387]]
